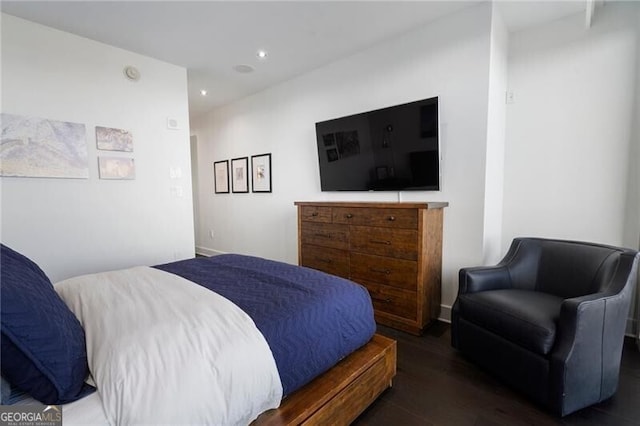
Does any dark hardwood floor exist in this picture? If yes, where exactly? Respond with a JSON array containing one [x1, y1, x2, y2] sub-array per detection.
[[353, 323, 640, 426]]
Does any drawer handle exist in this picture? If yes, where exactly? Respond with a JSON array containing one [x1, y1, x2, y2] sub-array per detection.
[[370, 239, 391, 245], [314, 233, 332, 239], [345, 213, 354, 219], [372, 296, 392, 304], [318, 258, 333, 264], [388, 216, 396, 221], [370, 268, 391, 275], [311, 212, 319, 217]]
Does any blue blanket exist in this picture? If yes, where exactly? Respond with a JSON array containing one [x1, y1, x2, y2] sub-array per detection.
[[155, 254, 375, 396]]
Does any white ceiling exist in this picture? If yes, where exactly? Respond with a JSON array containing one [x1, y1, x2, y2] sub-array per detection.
[[1, 1, 591, 118]]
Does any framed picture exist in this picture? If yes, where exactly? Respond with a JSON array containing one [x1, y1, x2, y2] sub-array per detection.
[[231, 157, 249, 193], [98, 157, 135, 180], [251, 153, 272, 193], [213, 160, 229, 194], [1, 113, 89, 179], [96, 126, 133, 152]]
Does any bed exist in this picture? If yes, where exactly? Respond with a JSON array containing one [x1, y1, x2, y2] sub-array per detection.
[[1, 245, 396, 425]]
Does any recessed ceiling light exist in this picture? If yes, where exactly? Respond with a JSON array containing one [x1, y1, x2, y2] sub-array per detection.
[[200, 89, 208, 96], [257, 50, 268, 60], [233, 64, 254, 74]]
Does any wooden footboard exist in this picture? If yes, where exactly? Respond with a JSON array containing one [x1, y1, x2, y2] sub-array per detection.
[[254, 334, 397, 425]]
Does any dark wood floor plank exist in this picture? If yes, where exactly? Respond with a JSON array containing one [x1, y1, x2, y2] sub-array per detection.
[[352, 323, 640, 426], [355, 398, 435, 426]]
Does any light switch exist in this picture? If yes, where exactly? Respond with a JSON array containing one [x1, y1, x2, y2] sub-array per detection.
[[169, 167, 182, 179], [170, 186, 184, 198], [505, 90, 515, 104]]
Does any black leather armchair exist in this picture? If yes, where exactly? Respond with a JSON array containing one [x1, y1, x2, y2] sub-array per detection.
[[451, 237, 639, 416]]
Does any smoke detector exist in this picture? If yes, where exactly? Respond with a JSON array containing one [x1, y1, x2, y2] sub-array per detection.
[[123, 66, 141, 81]]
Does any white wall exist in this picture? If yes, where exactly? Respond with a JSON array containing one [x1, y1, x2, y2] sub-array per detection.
[[482, 5, 509, 265], [629, 6, 640, 339], [624, 5, 640, 252], [503, 3, 640, 250], [1, 14, 195, 282], [192, 3, 495, 317]]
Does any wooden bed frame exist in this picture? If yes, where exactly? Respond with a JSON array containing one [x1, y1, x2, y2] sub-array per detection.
[[254, 334, 396, 425]]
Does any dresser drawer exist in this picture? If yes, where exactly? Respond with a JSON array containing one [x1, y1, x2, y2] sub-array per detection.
[[300, 206, 332, 223], [301, 222, 349, 250], [350, 226, 418, 260], [358, 280, 417, 321], [301, 244, 349, 278], [332, 207, 417, 229], [350, 253, 417, 291]]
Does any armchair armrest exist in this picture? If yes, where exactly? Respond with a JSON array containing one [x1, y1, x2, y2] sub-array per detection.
[[452, 265, 512, 349], [550, 288, 630, 415], [458, 266, 511, 294], [550, 253, 638, 415], [549, 294, 606, 415]]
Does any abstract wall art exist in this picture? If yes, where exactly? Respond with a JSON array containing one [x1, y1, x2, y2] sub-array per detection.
[[0, 113, 89, 178], [214, 160, 229, 194], [251, 153, 272, 193], [231, 157, 248, 193], [96, 126, 133, 152], [98, 156, 136, 180]]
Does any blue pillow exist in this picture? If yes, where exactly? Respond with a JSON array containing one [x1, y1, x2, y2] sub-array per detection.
[[0, 244, 94, 404]]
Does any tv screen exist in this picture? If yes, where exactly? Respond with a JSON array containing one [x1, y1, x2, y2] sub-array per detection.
[[315, 96, 439, 191]]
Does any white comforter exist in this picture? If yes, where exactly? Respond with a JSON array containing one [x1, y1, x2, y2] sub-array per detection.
[[55, 266, 283, 425]]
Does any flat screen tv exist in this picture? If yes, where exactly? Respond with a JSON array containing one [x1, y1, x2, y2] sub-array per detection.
[[315, 96, 439, 191]]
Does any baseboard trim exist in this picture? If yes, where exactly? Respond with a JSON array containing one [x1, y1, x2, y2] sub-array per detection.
[[194, 246, 226, 257], [438, 304, 452, 324], [626, 317, 637, 338]]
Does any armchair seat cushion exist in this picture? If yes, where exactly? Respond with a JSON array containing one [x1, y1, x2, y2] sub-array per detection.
[[458, 289, 563, 355]]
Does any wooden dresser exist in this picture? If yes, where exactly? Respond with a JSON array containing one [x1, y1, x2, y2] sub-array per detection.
[[295, 201, 447, 335]]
